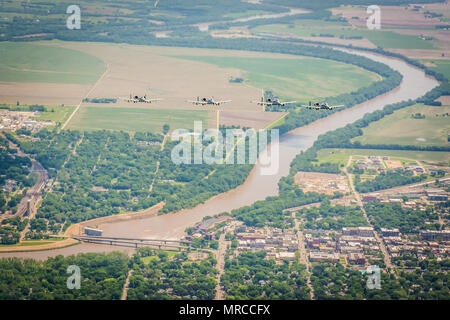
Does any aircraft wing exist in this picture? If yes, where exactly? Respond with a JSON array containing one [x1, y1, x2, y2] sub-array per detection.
[[283, 101, 297, 105], [144, 98, 163, 103], [120, 97, 136, 102], [329, 105, 344, 109], [251, 100, 268, 105], [187, 100, 205, 105], [216, 100, 232, 105]]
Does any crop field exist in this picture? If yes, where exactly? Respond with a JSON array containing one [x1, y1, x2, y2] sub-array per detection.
[[173, 55, 380, 101], [0, 41, 384, 131], [352, 104, 450, 147], [318, 148, 450, 164], [0, 42, 105, 84], [66, 106, 214, 133]]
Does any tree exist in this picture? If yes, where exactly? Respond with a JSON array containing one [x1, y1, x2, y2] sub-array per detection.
[[163, 124, 170, 135]]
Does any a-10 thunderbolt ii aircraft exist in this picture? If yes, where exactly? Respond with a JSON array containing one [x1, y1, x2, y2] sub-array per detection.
[[300, 101, 344, 110], [187, 96, 232, 106], [120, 94, 163, 103], [252, 96, 297, 107]]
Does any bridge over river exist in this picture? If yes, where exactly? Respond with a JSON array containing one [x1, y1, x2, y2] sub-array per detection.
[[71, 235, 192, 251]]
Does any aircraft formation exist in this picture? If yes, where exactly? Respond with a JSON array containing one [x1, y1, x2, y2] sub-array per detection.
[[118, 93, 344, 111]]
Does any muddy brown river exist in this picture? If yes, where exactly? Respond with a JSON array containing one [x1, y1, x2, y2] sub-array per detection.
[[0, 49, 439, 260]]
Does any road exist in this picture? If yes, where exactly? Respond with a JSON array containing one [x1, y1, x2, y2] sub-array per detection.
[[214, 231, 227, 300], [343, 156, 396, 275], [293, 214, 315, 300], [214, 221, 240, 300], [121, 269, 134, 300], [60, 63, 110, 131]]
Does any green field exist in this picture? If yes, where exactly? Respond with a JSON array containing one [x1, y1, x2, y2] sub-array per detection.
[[67, 106, 213, 133], [318, 148, 450, 164], [316, 151, 350, 167], [172, 55, 380, 101], [420, 59, 450, 81], [0, 42, 105, 84], [352, 104, 450, 147], [33, 105, 76, 125], [0, 238, 66, 247], [141, 251, 179, 264], [252, 24, 436, 49]]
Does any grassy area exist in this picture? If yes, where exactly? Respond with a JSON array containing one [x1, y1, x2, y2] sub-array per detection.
[[252, 24, 436, 49], [141, 251, 179, 264], [0, 238, 66, 247], [420, 59, 450, 81], [352, 104, 450, 147], [0, 42, 105, 84], [318, 148, 450, 164], [172, 55, 380, 102], [67, 106, 213, 133], [32, 105, 76, 125], [316, 151, 350, 167]]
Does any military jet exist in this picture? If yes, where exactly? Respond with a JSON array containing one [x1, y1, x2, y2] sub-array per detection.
[[252, 97, 296, 107], [187, 97, 232, 106], [301, 101, 344, 110], [121, 94, 162, 103]]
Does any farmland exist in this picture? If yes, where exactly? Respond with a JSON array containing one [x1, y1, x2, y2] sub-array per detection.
[[0, 41, 385, 131], [0, 42, 105, 84], [66, 107, 214, 133], [172, 55, 381, 101], [352, 104, 450, 147]]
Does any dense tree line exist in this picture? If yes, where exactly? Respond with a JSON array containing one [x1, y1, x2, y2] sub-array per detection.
[[5, 129, 80, 172], [298, 201, 368, 230], [311, 263, 408, 300], [364, 202, 438, 234], [231, 176, 331, 228], [5, 128, 255, 234], [354, 170, 427, 193], [0, 135, 35, 214], [0, 226, 20, 244], [221, 250, 310, 300], [127, 248, 217, 300], [0, 252, 129, 299]]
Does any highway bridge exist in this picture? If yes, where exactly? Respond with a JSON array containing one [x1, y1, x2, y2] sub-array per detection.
[[72, 235, 192, 251]]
